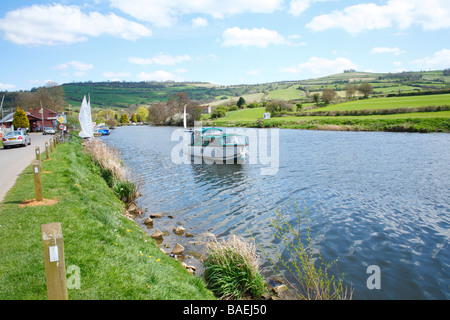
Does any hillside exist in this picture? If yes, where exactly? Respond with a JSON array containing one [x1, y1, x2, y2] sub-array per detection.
[[1, 70, 449, 115], [59, 70, 450, 112]]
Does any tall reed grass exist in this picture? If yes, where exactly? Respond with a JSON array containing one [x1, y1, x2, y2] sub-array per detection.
[[83, 139, 139, 204], [204, 235, 267, 300]]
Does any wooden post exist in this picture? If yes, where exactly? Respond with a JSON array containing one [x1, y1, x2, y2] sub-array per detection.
[[53, 137, 56, 148], [45, 142, 49, 160], [35, 147, 41, 170], [32, 160, 43, 202], [50, 139, 53, 153], [41, 223, 68, 300]]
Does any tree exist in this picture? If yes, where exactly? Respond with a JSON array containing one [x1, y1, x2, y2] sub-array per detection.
[[12, 107, 30, 129], [312, 93, 320, 106], [265, 100, 293, 116], [237, 97, 246, 109], [321, 89, 336, 105], [358, 83, 373, 99], [131, 113, 137, 123], [345, 83, 357, 99], [136, 106, 149, 122], [16, 84, 65, 113], [120, 114, 129, 124]]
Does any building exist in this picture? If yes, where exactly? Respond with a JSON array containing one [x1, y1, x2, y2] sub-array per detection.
[[202, 105, 211, 114], [0, 107, 59, 132], [28, 107, 58, 131]]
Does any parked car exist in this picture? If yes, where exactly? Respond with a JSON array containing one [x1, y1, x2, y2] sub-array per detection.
[[43, 127, 56, 135], [2, 130, 31, 149]]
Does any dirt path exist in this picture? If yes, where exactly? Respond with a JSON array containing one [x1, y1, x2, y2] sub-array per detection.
[[0, 133, 54, 202]]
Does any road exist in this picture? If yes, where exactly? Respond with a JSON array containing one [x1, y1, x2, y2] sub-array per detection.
[[0, 133, 54, 202]]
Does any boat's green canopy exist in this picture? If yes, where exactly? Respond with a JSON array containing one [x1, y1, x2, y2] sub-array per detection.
[[201, 128, 223, 134]]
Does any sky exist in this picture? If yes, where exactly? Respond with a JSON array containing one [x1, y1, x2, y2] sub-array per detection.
[[0, 0, 449, 91]]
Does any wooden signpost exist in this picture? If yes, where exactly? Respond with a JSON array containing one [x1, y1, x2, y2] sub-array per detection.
[[41, 223, 68, 300], [32, 160, 43, 202], [35, 147, 41, 170]]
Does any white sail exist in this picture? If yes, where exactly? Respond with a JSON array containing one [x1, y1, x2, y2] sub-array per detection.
[[78, 95, 93, 138], [87, 94, 94, 137], [183, 104, 187, 129]]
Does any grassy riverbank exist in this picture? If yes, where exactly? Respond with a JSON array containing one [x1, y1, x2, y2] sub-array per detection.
[[205, 92, 450, 133], [210, 113, 450, 133], [0, 136, 214, 300]]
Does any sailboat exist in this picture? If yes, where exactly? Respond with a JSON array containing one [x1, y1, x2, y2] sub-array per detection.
[[78, 95, 94, 138]]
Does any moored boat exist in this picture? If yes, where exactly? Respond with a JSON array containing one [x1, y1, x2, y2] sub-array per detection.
[[185, 127, 248, 162]]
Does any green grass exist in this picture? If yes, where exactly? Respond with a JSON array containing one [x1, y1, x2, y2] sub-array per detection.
[[312, 93, 450, 112], [221, 107, 266, 121], [0, 137, 215, 300], [267, 86, 304, 100]]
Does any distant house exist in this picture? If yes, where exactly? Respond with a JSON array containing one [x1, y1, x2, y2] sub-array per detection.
[[0, 107, 59, 132], [202, 105, 211, 114], [28, 107, 58, 131]]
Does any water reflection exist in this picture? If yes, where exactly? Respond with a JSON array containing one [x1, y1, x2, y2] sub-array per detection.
[[103, 126, 450, 300]]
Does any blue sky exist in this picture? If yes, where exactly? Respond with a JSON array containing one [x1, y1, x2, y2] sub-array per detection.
[[1, 0, 449, 91]]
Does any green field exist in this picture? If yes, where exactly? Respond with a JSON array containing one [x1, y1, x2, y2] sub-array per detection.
[[208, 92, 450, 133], [312, 94, 450, 112]]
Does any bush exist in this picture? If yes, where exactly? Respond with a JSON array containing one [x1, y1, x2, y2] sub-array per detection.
[[211, 106, 228, 119], [247, 102, 260, 108], [265, 100, 294, 117], [204, 235, 267, 300]]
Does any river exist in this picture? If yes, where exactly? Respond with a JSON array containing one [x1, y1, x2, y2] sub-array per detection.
[[102, 126, 449, 300]]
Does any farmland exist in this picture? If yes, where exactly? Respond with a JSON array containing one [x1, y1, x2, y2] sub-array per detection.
[[56, 69, 450, 113]]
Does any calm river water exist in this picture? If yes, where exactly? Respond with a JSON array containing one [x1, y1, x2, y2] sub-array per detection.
[[102, 126, 449, 300]]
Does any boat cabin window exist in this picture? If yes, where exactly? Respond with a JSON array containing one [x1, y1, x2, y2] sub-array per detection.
[[224, 135, 244, 145], [203, 129, 222, 135]]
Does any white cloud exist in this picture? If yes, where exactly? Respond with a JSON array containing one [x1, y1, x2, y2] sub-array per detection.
[[289, 0, 330, 16], [109, 0, 283, 27], [371, 47, 406, 55], [0, 83, 16, 91], [222, 27, 288, 48], [306, 0, 450, 34], [0, 4, 152, 46], [129, 53, 191, 66], [410, 49, 450, 70], [192, 17, 208, 28], [137, 71, 183, 82], [280, 57, 359, 76], [246, 70, 260, 76], [54, 61, 94, 71]]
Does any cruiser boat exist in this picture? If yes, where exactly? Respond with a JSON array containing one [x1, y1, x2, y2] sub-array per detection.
[[185, 127, 248, 163]]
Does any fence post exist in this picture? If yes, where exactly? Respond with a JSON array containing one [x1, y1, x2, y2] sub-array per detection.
[[35, 147, 41, 170], [45, 142, 49, 160], [41, 223, 68, 300], [32, 160, 43, 202], [53, 137, 56, 148]]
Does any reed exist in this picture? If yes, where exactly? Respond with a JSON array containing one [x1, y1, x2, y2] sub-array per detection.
[[204, 235, 267, 300], [83, 139, 139, 204], [264, 206, 352, 300]]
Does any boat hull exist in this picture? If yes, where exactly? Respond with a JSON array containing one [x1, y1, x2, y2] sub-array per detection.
[[185, 144, 247, 162]]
